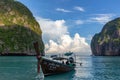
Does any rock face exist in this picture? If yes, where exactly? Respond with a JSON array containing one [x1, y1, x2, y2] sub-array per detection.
[[0, 0, 44, 55], [91, 18, 120, 56]]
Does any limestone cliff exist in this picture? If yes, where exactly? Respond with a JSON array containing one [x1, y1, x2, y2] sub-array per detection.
[[0, 0, 44, 55], [91, 18, 120, 56]]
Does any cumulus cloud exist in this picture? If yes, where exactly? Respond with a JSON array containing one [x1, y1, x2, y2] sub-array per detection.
[[45, 33, 91, 54], [36, 17, 68, 42], [56, 8, 71, 12], [36, 17, 91, 55], [74, 6, 85, 12], [89, 14, 115, 24]]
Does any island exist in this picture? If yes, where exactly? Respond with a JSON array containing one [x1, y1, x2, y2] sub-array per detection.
[[91, 18, 120, 56], [0, 0, 44, 56]]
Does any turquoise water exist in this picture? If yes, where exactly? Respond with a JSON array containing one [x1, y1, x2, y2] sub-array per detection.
[[0, 56, 120, 80]]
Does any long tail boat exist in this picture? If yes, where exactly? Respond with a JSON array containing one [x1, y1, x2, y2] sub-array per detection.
[[33, 42, 76, 76]]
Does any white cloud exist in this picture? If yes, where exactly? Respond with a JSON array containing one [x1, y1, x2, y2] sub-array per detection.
[[56, 8, 71, 12], [89, 14, 115, 24], [75, 20, 84, 25], [45, 33, 91, 54], [36, 17, 91, 55], [74, 6, 85, 12], [36, 17, 68, 42]]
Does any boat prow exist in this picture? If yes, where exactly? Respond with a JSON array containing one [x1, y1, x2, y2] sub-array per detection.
[[33, 42, 76, 76]]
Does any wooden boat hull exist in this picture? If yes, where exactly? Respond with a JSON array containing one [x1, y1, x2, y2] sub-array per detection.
[[40, 58, 75, 76]]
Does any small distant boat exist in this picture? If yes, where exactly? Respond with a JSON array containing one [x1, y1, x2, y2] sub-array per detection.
[[33, 42, 76, 76]]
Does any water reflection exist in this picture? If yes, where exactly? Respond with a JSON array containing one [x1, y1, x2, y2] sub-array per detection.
[[71, 56, 120, 80], [1, 56, 120, 80], [44, 70, 75, 80], [73, 56, 93, 80]]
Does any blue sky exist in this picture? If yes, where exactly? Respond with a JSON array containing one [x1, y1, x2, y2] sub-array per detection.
[[18, 0, 120, 54]]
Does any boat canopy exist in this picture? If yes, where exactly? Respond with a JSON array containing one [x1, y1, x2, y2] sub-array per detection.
[[64, 52, 73, 56], [51, 55, 58, 58]]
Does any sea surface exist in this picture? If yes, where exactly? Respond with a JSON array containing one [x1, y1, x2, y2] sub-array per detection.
[[0, 56, 120, 80]]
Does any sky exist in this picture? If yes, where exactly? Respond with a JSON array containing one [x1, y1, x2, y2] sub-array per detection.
[[17, 0, 120, 55]]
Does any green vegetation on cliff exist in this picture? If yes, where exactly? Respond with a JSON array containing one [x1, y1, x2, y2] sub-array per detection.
[[91, 18, 120, 56], [98, 18, 120, 44], [0, 0, 44, 55], [0, 0, 41, 34]]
